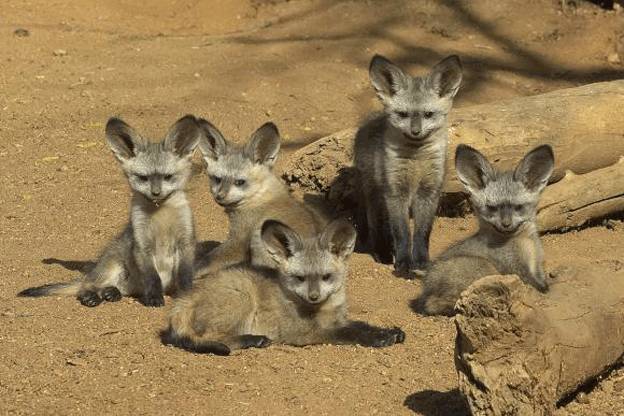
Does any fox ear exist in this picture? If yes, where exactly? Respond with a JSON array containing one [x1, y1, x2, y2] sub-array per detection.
[[514, 144, 554, 192], [429, 55, 462, 99], [320, 219, 357, 259], [455, 144, 497, 193], [260, 220, 302, 265], [106, 117, 148, 160], [245, 122, 280, 167], [197, 118, 229, 162], [369, 54, 410, 102], [161, 115, 201, 157]]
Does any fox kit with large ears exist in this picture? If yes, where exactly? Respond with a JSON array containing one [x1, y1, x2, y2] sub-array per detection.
[[195, 119, 326, 272], [415, 144, 555, 316], [19, 115, 202, 307], [354, 54, 462, 276], [162, 218, 406, 355]]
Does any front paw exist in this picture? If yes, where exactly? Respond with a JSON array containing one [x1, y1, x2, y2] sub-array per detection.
[[101, 286, 122, 302], [141, 295, 165, 307], [394, 257, 413, 278], [79, 291, 102, 307], [373, 327, 406, 347], [239, 335, 272, 349]]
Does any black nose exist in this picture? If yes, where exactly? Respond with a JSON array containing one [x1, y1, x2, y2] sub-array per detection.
[[309, 292, 319, 301]]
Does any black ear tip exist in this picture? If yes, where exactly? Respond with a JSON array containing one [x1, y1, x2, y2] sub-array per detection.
[[261, 122, 279, 137], [105, 117, 125, 132], [446, 54, 462, 66], [455, 143, 474, 157], [369, 54, 389, 69], [260, 219, 287, 235]]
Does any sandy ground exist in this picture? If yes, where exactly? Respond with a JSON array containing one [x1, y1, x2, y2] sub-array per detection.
[[1, 0, 624, 414]]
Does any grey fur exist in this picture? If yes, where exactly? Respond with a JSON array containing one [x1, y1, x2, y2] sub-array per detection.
[[415, 144, 554, 316], [195, 119, 325, 273], [18, 115, 201, 307], [354, 54, 462, 276], [162, 219, 406, 355]]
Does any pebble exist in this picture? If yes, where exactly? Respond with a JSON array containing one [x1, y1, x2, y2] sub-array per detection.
[[13, 28, 29, 37], [608, 52, 621, 65]]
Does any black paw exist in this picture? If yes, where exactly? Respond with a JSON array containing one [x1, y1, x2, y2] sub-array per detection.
[[373, 251, 394, 265], [141, 296, 165, 307], [394, 257, 413, 277], [373, 327, 406, 347], [412, 257, 429, 272], [101, 286, 122, 302], [239, 334, 272, 349], [78, 291, 102, 307]]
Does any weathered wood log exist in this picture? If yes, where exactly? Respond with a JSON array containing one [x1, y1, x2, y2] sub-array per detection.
[[283, 80, 624, 196], [537, 157, 624, 231], [453, 259, 624, 415]]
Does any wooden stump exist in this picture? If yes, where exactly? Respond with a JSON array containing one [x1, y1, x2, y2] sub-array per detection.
[[453, 259, 624, 415]]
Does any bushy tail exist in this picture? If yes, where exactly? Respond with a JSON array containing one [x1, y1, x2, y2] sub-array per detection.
[[160, 300, 231, 356], [17, 280, 82, 298]]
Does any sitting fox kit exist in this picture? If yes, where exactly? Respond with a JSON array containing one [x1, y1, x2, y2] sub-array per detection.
[[19, 115, 201, 307], [416, 143, 555, 316], [354, 54, 462, 275], [196, 118, 325, 271], [161, 219, 406, 355]]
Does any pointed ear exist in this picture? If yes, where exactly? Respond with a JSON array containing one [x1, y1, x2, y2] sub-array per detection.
[[260, 220, 302, 265], [320, 219, 357, 259], [106, 117, 147, 160], [513, 145, 554, 192], [428, 55, 462, 99], [161, 115, 201, 157], [455, 144, 497, 193], [244, 122, 280, 167], [369, 54, 410, 102], [197, 118, 229, 162]]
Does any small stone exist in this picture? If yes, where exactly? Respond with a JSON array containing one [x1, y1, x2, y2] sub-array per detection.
[[13, 28, 29, 37], [576, 391, 590, 404], [608, 52, 621, 65], [53, 49, 67, 57]]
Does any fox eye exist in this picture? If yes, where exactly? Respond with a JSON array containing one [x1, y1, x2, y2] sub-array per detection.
[[137, 175, 149, 182], [163, 174, 173, 181], [294, 275, 306, 283], [486, 205, 497, 213], [424, 111, 434, 119], [397, 111, 409, 118], [212, 175, 222, 184], [513, 204, 524, 212], [322, 274, 331, 281], [234, 179, 246, 187]]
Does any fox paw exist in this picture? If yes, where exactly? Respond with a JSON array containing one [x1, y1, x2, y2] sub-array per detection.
[[141, 295, 165, 307], [374, 327, 406, 347], [394, 257, 413, 278], [79, 291, 102, 307], [239, 335, 272, 349], [101, 286, 122, 302]]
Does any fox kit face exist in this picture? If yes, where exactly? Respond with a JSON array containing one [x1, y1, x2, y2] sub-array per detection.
[[455, 144, 554, 235], [369, 54, 462, 141], [197, 119, 280, 208], [259, 219, 356, 305], [106, 115, 201, 204]]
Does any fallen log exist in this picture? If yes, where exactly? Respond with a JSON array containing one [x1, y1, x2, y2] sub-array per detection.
[[453, 259, 624, 415], [537, 157, 624, 231], [284, 79, 624, 196]]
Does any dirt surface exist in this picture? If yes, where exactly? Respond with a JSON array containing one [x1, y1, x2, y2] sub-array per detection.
[[2, 1, 624, 414]]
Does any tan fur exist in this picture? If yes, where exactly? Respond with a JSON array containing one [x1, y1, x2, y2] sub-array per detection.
[[162, 219, 405, 355], [196, 119, 325, 274], [18, 116, 201, 307], [415, 144, 554, 316]]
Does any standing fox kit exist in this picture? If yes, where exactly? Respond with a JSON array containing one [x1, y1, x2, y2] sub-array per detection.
[[161, 218, 405, 355], [354, 54, 462, 275], [416, 144, 554, 316], [19, 116, 201, 307], [196, 119, 325, 272]]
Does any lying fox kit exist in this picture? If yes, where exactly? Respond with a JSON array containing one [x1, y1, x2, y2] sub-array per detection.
[[18, 116, 201, 307], [354, 54, 462, 276], [161, 219, 406, 355], [196, 119, 325, 272], [415, 144, 555, 316]]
